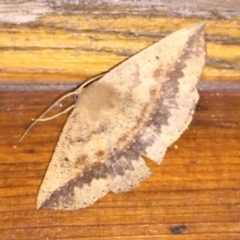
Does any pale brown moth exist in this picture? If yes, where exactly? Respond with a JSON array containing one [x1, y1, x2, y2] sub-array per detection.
[[32, 24, 206, 210]]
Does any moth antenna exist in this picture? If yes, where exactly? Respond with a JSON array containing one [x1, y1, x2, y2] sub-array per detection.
[[76, 73, 105, 92], [20, 73, 105, 141], [19, 118, 39, 142], [20, 91, 77, 142], [32, 105, 74, 122]]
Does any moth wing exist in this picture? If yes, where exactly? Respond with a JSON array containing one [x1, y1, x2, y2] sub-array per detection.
[[38, 24, 205, 209], [99, 23, 205, 192], [37, 99, 112, 210]]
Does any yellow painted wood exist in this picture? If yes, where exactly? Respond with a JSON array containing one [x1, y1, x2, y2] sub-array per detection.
[[0, 14, 239, 83]]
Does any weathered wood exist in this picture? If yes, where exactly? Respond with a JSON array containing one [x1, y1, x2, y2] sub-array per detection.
[[0, 0, 240, 83], [0, 87, 240, 239], [1, 0, 240, 24]]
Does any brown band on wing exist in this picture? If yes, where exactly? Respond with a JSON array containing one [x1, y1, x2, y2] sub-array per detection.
[[107, 27, 204, 176], [39, 162, 108, 209]]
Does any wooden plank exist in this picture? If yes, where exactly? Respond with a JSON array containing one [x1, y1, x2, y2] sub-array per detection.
[[0, 0, 240, 83], [0, 86, 240, 239]]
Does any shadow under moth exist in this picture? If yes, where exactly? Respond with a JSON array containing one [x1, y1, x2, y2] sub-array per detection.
[[29, 23, 206, 210]]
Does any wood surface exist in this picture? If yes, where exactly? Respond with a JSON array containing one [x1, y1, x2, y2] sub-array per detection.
[[1, 0, 240, 239], [1, 86, 240, 239], [0, 0, 240, 83]]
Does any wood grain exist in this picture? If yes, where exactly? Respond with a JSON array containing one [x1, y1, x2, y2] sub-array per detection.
[[0, 86, 240, 239], [0, 0, 240, 83]]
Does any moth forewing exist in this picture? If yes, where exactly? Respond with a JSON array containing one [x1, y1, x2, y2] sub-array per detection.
[[37, 23, 206, 210]]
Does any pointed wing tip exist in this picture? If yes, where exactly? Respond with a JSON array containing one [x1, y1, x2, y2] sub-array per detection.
[[37, 200, 46, 210], [188, 22, 206, 34], [37, 193, 57, 210], [195, 22, 206, 28], [37, 205, 43, 210]]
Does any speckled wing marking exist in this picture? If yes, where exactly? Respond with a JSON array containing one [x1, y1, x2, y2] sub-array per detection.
[[37, 23, 206, 210]]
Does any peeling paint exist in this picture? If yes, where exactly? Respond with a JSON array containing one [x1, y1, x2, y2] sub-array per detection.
[[0, 2, 52, 24], [0, 0, 239, 25]]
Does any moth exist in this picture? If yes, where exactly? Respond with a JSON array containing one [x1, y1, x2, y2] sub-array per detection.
[[34, 24, 206, 210]]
